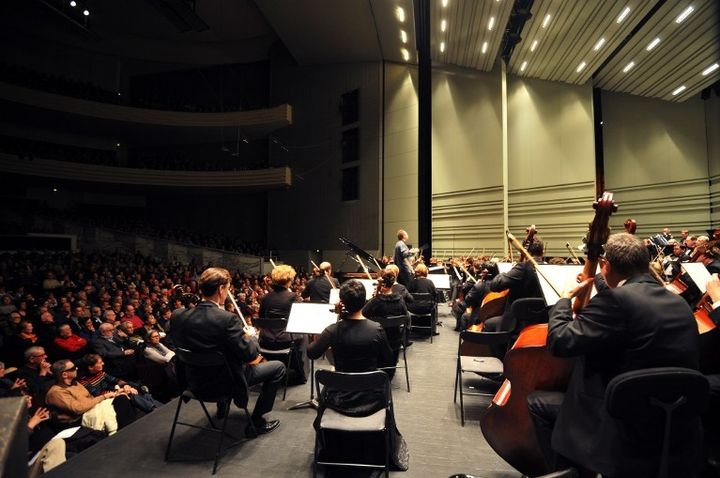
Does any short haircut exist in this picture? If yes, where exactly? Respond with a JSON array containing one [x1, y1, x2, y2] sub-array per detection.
[[385, 264, 400, 276], [51, 359, 71, 379], [397, 229, 407, 240], [102, 310, 115, 321], [339, 280, 366, 314], [199, 267, 231, 297], [527, 237, 544, 257], [99, 323, 114, 334], [319, 262, 331, 272], [414, 263, 428, 277], [604, 233, 649, 276], [271, 265, 296, 286], [24, 346, 44, 363]]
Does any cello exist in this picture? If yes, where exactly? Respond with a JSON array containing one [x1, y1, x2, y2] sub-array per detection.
[[480, 192, 617, 477]]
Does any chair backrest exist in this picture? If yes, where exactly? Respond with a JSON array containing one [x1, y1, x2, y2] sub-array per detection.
[[605, 367, 709, 421], [175, 347, 247, 404], [510, 298, 548, 328], [253, 317, 288, 331], [371, 315, 409, 329], [409, 292, 434, 303], [315, 369, 390, 398], [458, 330, 512, 357]]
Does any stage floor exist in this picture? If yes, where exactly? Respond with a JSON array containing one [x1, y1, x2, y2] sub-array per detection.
[[46, 305, 518, 478]]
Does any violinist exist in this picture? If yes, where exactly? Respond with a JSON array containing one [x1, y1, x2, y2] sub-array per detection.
[[362, 269, 409, 377], [301, 261, 339, 303], [407, 263, 438, 335], [168, 267, 285, 435], [258, 265, 307, 385], [306, 280, 408, 471], [485, 237, 545, 332], [527, 233, 700, 477]]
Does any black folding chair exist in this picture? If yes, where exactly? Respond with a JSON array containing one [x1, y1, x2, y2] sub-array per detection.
[[165, 347, 257, 475], [253, 317, 293, 400], [454, 329, 512, 426], [407, 292, 437, 343], [371, 315, 411, 392], [605, 367, 709, 478], [313, 370, 392, 478]]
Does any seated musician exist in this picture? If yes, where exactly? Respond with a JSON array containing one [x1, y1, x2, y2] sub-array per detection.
[[384, 264, 414, 305], [307, 280, 408, 471], [258, 265, 307, 385], [485, 237, 545, 332], [362, 270, 408, 378], [407, 263, 438, 336], [169, 267, 285, 435], [527, 233, 701, 477], [456, 262, 501, 331], [301, 261, 339, 303], [704, 274, 720, 473]]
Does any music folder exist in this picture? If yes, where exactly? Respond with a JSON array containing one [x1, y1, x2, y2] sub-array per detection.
[[286, 302, 338, 335]]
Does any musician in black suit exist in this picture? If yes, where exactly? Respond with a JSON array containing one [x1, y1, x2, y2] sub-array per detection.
[[407, 263, 437, 335], [528, 233, 700, 477], [258, 265, 307, 384], [169, 267, 285, 435], [485, 238, 545, 332], [301, 261, 339, 303]]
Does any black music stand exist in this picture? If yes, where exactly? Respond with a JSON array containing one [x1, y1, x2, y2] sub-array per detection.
[[285, 302, 338, 410]]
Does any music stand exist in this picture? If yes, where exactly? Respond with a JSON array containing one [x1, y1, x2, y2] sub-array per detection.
[[426, 274, 451, 289], [285, 302, 338, 410], [535, 264, 600, 306]]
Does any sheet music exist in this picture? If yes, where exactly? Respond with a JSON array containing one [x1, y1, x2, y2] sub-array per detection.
[[681, 262, 712, 294], [329, 288, 340, 305], [355, 279, 378, 300], [286, 302, 338, 335], [425, 274, 451, 289], [535, 264, 589, 306], [497, 262, 513, 274]]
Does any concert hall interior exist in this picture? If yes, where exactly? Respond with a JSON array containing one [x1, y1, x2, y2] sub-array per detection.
[[0, 0, 719, 477]]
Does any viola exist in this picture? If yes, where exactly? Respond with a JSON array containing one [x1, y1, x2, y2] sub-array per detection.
[[480, 192, 617, 477]]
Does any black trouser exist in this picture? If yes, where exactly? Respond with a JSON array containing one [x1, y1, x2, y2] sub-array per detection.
[[527, 390, 570, 472], [243, 360, 286, 424]]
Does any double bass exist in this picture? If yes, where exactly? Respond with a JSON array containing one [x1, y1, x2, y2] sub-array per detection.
[[480, 192, 617, 477]]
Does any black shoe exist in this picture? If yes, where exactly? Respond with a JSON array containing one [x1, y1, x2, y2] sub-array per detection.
[[215, 401, 229, 419], [247, 419, 280, 437], [404, 341, 414, 348]]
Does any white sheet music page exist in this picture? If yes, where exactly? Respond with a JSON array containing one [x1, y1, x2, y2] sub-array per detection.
[[681, 262, 712, 294], [286, 302, 338, 335]]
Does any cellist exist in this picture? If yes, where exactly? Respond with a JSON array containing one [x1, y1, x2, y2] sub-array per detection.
[[527, 233, 701, 477]]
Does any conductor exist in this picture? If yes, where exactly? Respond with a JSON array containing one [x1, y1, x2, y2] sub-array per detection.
[[394, 229, 418, 286]]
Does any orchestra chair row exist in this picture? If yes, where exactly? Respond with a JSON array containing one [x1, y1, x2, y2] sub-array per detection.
[[371, 315, 411, 392], [253, 317, 293, 400], [407, 292, 437, 343], [313, 370, 392, 478], [454, 329, 512, 426], [165, 347, 257, 475]]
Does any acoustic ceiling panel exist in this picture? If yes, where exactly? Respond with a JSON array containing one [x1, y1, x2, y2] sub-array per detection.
[[595, 0, 719, 102], [431, 0, 513, 71], [508, 0, 656, 84]]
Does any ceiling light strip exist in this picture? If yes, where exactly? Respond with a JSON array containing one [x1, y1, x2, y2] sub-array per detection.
[[593, 38, 606, 51], [671, 85, 686, 96], [616, 6, 631, 23], [702, 63, 719, 76], [645, 37, 660, 51], [675, 6, 694, 23]]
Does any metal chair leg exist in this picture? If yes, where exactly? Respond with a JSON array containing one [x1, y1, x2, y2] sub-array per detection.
[[164, 396, 184, 461]]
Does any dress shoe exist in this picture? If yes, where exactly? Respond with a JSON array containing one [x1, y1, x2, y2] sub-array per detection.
[[246, 419, 280, 437]]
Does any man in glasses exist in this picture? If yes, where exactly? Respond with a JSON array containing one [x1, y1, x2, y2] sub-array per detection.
[[527, 233, 699, 477], [17, 346, 54, 403]]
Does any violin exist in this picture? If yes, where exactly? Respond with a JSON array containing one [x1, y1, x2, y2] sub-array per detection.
[[480, 192, 617, 477]]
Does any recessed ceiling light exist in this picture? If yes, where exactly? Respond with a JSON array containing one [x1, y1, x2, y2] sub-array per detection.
[[593, 38, 606, 51], [401, 48, 410, 61], [482, 41, 488, 54], [488, 16, 495, 31], [675, 6, 694, 23], [396, 6, 405, 22], [622, 61, 635, 73], [440, 42, 446, 53], [576, 61, 587, 73], [672, 85, 687, 96], [542, 14, 551, 28], [530, 40, 538, 52], [442, 0, 449, 7], [400, 30, 407, 43], [702, 63, 719, 76], [69, 0, 77, 6], [520, 61, 528, 72], [83, 9, 89, 16], [646, 37, 661, 51], [441, 19, 447, 32], [616, 6, 630, 23]]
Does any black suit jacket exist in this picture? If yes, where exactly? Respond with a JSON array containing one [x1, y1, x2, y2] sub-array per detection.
[[258, 286, 298, 345], [169, 301, 258, 403], [488, 261, 543, 330], [302, 276, 339, 303], [547, 273, 700, 476]]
